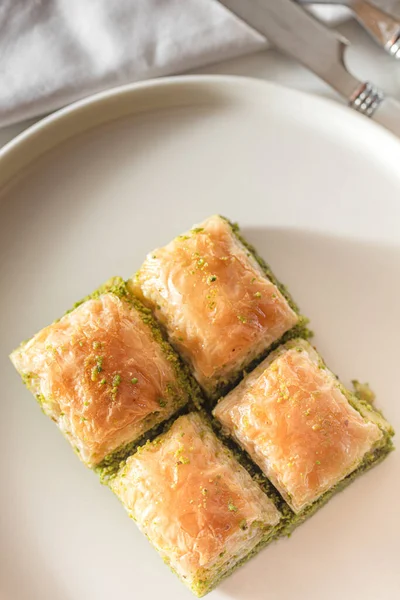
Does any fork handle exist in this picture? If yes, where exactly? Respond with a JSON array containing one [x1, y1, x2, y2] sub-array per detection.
[[298, 0, 400, 54], [350, 0, 400, 52]]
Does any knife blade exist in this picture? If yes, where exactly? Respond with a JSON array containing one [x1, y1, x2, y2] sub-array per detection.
[[218, 0, 400, 138]]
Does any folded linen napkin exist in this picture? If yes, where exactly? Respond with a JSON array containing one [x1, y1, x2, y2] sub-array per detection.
[[0, 0, 393, 127], [0, 0, 264, 126]]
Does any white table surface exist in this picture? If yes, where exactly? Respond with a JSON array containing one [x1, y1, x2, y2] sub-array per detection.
[[1, 19, 400, 149]]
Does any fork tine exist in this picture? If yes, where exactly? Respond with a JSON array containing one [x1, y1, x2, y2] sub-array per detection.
[[388, 33, 400, 59], [299, 0, 400, 58]]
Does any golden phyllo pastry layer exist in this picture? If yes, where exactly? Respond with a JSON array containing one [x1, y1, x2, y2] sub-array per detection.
[[214, 339, 383, 513], [10, 279, 191, 467], [111, 413, 281, 596], [132, 215, 300, 398]]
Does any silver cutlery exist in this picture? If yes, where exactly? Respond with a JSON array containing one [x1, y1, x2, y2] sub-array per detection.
[[218, 0, 400, 137], [298, 0, 400, 57]]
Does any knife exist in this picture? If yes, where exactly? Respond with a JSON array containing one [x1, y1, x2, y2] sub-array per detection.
[[217, 0, 400, 138]]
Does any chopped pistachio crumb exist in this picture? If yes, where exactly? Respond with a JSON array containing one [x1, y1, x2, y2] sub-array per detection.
[[91, 355, 104, 381], [158, 398, 167, 408], [151, 254, 157, 259], [352, 380, 376, 404], [228, 500, 238, 512], [131, 377, 138, 384], [192, 227, 204, 233], [316, 460, 321, 465], [239, 519, 247, 531], [201, 488, 208, 496], [254, 291, 262, 298], [111, 374, 122, 399], [251, 277, 256, 283], [237, 315, 247, 324], [100, 378, 107, 385], [92, 341, 102, 350], [208, 275, 217, 283]]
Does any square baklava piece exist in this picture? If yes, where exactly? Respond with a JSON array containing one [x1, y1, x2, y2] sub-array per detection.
[[132, 215, 307, 399], [10, 278, 195, 468], [214, 339, 394, 517], [110, 413, 281, 596]]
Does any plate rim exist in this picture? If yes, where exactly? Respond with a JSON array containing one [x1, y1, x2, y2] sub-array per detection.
[[2, 73, 400, 190]]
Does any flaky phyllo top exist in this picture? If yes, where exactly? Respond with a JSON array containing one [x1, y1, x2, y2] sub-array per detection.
[[11, 280, 190, 466], [111, 413, 280, 596], [132, 215, 300, 396], [214, 339, 383, 513]]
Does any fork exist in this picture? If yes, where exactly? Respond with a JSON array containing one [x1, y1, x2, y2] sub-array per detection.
[[298, 0, 400, 56]]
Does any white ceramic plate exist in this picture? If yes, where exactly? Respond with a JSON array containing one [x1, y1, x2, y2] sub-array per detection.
[[1, 76, 399, 600]]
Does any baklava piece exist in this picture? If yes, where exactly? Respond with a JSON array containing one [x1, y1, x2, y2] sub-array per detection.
[[111, 413, 281, 596], [132, 215, 307, 399], [214, 339, 394, 517], [10, 278, 195, 468]]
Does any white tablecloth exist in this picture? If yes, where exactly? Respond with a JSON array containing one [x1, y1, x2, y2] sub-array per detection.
[[1, 1, 400, 142]]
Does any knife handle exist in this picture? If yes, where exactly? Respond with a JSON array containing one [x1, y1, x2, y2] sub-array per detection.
[[349, 82, 400, 138], [349, 82, 384, 117]]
